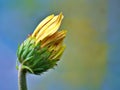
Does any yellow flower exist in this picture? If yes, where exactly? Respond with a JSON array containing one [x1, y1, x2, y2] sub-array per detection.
[[17, 13, 67, 75], [32, 13, 64, 41], [31, 12, 67, 60]]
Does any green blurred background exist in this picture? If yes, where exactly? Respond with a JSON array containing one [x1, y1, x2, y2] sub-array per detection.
[[0, 0, 120, 90]]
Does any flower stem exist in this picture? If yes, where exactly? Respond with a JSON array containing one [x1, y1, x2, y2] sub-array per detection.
[[18, 65, 27, 90]]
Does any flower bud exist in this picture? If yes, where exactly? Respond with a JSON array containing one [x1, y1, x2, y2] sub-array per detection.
[[17, 13, 67, 75]]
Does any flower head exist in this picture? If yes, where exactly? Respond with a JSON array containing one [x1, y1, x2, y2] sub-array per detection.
[[17, 13, 67, 75]]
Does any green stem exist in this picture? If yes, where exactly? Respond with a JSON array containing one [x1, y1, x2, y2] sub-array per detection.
[[18, 65, 27, 90]]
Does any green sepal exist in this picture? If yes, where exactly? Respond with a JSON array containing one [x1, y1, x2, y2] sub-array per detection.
[[21, 38, 34, 61], [22, 65, 34, 74], [22, 56, 34, 65], [17, 37, 60, 75], [17, 43, 24, 62]]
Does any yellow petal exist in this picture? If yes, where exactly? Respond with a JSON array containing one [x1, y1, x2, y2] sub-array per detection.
[[36, 13, 64, 44], [52, 45, 66, 60], [32, 14, 54, 37], [36, 15, 58, 40], [41, 30, 67, 47], [43, 13, 64, 37]]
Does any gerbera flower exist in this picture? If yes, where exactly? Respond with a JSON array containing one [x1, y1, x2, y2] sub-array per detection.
[[17, 13, 67, 75]]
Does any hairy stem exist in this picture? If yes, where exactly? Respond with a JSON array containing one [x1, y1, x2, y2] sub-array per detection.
[[18, 65, 27, 90]]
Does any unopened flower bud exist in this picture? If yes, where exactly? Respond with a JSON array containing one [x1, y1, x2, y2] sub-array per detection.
[[17, 13, 67, 75]]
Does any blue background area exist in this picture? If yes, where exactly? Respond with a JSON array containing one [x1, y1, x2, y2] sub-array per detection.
[[0, 0, 120, 90], [104, 0, 120, 90]]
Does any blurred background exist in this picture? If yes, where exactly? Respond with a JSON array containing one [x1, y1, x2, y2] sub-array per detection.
[[0, 0, 120, 90]]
